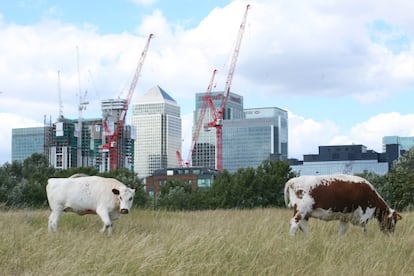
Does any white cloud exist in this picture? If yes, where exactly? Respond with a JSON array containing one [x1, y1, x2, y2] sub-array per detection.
[[129, 0, 157, 6], [349, 112, 414, 152], [288, 112, 414, 160], [288, 112, 340, 158]]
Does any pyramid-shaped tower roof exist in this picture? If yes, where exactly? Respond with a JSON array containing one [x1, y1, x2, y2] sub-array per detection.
[[137, 85, 176, 104]]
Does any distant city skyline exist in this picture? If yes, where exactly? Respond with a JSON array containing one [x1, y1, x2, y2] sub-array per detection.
[[2, 0, 414, 165]]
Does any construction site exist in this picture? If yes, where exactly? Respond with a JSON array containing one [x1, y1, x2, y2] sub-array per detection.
[[44, 33, 154, 173], [42, 5, 252, 174]]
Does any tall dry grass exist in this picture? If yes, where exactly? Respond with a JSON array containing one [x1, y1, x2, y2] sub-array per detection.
[[1, 208, 413, 275]]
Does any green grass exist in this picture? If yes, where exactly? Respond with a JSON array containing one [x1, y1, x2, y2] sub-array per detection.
[[1, 208, 413, 275]]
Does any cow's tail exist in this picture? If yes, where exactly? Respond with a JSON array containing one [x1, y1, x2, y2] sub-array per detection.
[[284, 180, 292, 208]]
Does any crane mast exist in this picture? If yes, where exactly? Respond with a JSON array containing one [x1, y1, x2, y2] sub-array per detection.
[[102, 33, 154, 171], [176, 69, 218, 167], [207, 4, 250, 171], [57, 70, 64, 121]]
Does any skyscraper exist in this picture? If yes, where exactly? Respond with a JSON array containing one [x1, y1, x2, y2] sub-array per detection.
[[192, 91, 288, 172], [101, 99, 135, 172], [223, 107, 288, 173], [131, 86, 181, 178], [192, 91, 244, 168]]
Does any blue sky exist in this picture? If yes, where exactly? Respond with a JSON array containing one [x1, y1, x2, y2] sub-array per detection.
[[1, 0, 414, 165], [0, 0, 229, 33]]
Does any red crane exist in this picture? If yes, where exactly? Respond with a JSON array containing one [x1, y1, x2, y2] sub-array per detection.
[[176, 69, 218, 167], [102, 33, 154, 171], [206, 4, 250, 171]]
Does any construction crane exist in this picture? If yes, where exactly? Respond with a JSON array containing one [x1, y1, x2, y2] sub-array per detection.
[[176, 69, 218, 167], [57, 70, 64, 121], [206, 4, 250, 171], [102, 33, 154, 171], [76, 46, 89, 167]]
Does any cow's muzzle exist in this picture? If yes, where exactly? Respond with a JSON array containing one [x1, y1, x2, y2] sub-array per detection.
[[120, 209, 129, 214]]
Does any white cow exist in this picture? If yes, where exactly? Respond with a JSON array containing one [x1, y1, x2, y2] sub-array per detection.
[[46, 175, 136, 234]]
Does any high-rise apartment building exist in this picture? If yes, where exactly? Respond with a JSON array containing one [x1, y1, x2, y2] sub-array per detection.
[[131, 86, 181, 178], [46, 117, 104, 170]]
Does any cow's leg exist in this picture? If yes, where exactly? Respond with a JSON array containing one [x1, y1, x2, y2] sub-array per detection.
[[96, 208, 113, 234], [361, 221, 368, 234], [339, 221, 348, 235], [290, 212, 307, 236], [298, 218, 309, 235], [48, 209, 62, 232]]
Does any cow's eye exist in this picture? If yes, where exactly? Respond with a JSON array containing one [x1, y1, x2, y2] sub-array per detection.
[[120, 197, 123, 200], [129, 197, 132, 201]]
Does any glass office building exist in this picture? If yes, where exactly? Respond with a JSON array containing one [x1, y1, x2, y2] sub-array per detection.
[[192, 91, 244, 168], [383, 136, 414, 152], [12, 127, 45, 162], [223, 107, 288, 173], [192, 90, 288, 172], [132, 86, 181, 178]]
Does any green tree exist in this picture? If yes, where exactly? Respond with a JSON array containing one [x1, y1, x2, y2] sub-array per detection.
[[209, 169, 233, 208], [0, 161, 23, 207], [256, 160, 297, 207], [22, 153, 55, 207], [385, 147, 414, 210], [0, 154, 55, 207], [52, 167, 98, 178], [209, 160, 297, 209], [157, 180, 193, 210]]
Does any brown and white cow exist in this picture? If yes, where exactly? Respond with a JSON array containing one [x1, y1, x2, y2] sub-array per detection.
[[284, 174, 402, 236]]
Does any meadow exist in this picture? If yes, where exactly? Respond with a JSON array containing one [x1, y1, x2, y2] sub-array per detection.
[[1, 208, 413, 275]]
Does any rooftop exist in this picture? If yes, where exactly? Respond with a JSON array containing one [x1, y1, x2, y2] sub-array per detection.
[[137, 85, 176, 104]]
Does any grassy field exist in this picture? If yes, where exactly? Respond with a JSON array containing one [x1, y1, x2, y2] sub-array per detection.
[[1, 208, 413, 275]]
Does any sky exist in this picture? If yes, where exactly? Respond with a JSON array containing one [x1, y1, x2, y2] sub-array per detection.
[[1, 0, 414, 165]]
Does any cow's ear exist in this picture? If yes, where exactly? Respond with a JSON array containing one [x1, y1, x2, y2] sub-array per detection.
[[112, 188, 120, 195]]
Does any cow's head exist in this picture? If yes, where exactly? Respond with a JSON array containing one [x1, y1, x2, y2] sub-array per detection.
[[380, 209, 402, 233], [112, 187, 136, 214]]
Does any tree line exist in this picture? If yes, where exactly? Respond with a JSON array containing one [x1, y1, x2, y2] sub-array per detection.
[[1, 148, 414, 211]]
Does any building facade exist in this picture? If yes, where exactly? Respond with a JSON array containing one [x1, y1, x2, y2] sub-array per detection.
[[191, 91, 288, 172], [131, 85, 181, 178], [383, 136, 414, 152], [145, 167, 219, 197], [13, 114, 134, 171], [289, 144, 389, 176], [223, 107, 288, 173], [382, 136, 414, 167], [11, 127, 45, 162], [192, 91, 244, 168], [100, 99, 135, 172], [46, 117, 108, 170]]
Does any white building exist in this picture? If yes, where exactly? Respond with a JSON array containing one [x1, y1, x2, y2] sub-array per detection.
[[131, 86, 181, 178]]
